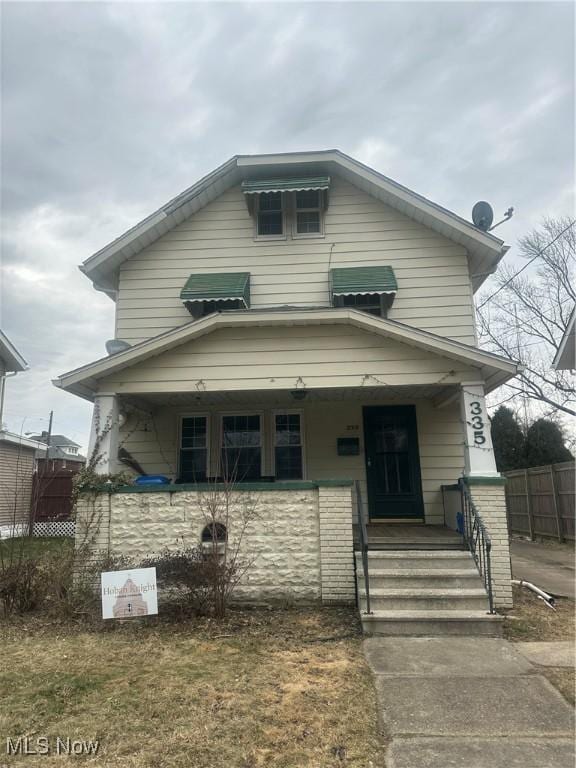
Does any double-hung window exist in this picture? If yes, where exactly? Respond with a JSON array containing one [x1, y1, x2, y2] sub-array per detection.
[[221, 414, 262, 481], [179, 416, 208, 482], [257, 192, 284, 236], [294, 189, 322, 236], [339, 293, 387, 316], [273, 412, 304, 480]]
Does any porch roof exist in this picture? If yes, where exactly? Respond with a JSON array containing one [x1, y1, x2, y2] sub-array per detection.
[[53, 308, 520, 400]]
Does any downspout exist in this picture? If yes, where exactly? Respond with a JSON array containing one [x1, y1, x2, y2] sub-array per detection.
[[0, 371, 18, 427], [512, 579, 556, 609]]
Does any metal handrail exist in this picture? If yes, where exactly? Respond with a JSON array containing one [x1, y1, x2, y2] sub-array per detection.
[[355, 480, 372, 615], [459, 480, 494, 613]]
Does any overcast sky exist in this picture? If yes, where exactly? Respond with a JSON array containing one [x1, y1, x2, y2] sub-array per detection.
[[1, 1, 574, 450]]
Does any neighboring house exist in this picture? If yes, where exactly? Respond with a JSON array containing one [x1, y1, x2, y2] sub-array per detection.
[[0, 332, 33, 536], [54, 150, 520, 634], [30, 431, 87, 471], [552, 307, 575, 371], [0, 329, 28, 427], [0, 431, 45, 536]]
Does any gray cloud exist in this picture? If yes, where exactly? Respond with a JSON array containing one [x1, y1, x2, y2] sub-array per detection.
[[1, 1, 573, 447]]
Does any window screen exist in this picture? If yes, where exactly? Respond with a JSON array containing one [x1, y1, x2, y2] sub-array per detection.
[[179, 416, 208, 482], [274, 413, 303, 480], [257, 192, 283, 236], [341, 293, 384, 316], [221, 414, 262, 481], [295, 189, 321, 234]]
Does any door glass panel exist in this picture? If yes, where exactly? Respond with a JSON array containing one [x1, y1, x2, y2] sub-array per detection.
[[374, 426, 412, 494]]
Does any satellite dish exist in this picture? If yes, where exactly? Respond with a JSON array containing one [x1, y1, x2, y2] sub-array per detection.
[[472, 201, 494, 231], [105, 339, 132, 356]]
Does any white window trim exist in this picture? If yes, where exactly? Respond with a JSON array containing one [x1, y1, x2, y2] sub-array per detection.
[[254, 192, 287, 241], [291, 190, 325, 239], [178, 413, 211, 480], [218, 410, 265, 478], [271, 409, 306, 480]]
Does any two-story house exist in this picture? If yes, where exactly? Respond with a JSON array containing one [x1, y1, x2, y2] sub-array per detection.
[[55, 151, 519, 635]]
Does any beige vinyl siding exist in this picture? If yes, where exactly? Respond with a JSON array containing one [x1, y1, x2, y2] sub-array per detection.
[[116, 176, 477, 345], [0, 441, 35, 527], [100, 325, 480, 395], [116, 398, 464, 525]]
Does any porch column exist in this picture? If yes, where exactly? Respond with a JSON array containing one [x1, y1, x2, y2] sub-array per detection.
[[87, 394, 120, 474], [459, 382, 498, 477], [459, 383, 513, 608]]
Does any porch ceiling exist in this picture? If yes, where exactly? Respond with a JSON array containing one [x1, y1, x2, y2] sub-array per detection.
[[119, 384, 459, 410]]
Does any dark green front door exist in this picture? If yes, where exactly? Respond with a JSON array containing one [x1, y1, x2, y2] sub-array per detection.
[[363, 405, 424, 520]]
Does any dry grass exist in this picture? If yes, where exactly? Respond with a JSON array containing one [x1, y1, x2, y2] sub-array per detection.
[[541, 668, 575, 706], [504, 586, 575, 706], [503, 585, 575, 642], [0, 608, 385, 767]]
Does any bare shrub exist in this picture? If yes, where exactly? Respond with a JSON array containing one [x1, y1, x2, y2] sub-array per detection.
[[141, 546, 218, 616], [197, 478, 260, 619]]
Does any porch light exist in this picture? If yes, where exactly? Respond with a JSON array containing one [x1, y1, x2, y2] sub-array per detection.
[[291, 389, 308, 401]]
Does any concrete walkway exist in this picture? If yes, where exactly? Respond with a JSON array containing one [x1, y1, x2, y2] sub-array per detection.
[[364, 637, 575, 768], [510, 539, 575, 599]]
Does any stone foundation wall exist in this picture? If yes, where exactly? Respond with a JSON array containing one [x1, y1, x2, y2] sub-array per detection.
[[465, 480, 513, 609], [75, 483, 356, 605]]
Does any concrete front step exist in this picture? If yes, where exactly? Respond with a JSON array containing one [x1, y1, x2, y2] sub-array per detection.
[[360, 550, 474, 569], [361, 610, 503, 637], [367, 539, 464, 551], [359, 588, 490, 612], [356, 568, 482, 589]]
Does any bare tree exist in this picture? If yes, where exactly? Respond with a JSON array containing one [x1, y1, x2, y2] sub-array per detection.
[[477, 217, 575, 417]]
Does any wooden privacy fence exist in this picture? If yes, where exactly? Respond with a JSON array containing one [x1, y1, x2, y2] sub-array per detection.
[[30, 465, 80, 523], [504, 461, 575, 542]]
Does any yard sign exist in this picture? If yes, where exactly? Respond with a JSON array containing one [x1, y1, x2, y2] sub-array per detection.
[[101, 567, 158, 619]]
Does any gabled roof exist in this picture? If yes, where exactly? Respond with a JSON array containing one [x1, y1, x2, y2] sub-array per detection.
[[29, 432, 81, 448], [36, 445, 86, 462], [552, 307, 575, 370], [0, 330, 28, 373], [80, 150, 508, 296], [53, 308, 520, 400]]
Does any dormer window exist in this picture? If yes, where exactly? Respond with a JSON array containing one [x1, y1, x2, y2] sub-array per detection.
[[242, 177, 330, 240], [331, 266, 398, 318], [257, 192, 284, 236]]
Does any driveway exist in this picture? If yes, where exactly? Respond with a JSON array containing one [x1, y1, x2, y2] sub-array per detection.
[[510, 539, 575, 599]]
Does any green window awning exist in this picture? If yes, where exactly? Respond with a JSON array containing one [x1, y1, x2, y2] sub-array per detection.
[[241, 176, 331, 194], [180, 272, 250, 307], [331, 266, 398, 297]]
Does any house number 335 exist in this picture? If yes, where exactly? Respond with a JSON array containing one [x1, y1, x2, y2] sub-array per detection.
[[470, 401, 486, 445]]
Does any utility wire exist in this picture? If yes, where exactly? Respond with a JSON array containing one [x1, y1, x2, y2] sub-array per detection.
[[477, 220, 575, 310]]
